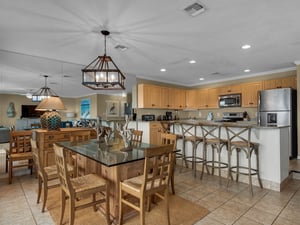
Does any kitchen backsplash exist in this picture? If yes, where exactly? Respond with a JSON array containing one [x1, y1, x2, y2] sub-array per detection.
[[135, 107, 257, 121]]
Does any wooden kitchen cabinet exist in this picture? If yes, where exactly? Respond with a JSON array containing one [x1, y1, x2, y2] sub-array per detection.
[[242, 81, 262, 107], [186, 89, 199, 109], [161, 86, 175, 109], [194, 88, 219, 109], [138, 84, 161, 108], [149, 122, 163, 145], [219, 84, 242, 95], [197, 88, 208, 108], [263, 75, 296, 90], [173, 88, 186, 109], [206, 88, 219, 108]]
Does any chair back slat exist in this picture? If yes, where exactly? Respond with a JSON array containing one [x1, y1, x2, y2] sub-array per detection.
[[130, 130, 143, 147], [70, 130, 91, 142], [160, 132, 177, 149], [10, 131, 32, 154], [53, 144, 72, 195], [143, 144, 174, 194]]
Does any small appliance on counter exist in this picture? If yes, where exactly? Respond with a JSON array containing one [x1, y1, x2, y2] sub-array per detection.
[[165, 111, 172, 120], [141, 114, 155, 121], [207, 112, 214, 121], [215, 112, 244, 122]]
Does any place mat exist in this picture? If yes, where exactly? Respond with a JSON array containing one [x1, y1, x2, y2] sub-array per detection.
[[46, 186, 209, 225]]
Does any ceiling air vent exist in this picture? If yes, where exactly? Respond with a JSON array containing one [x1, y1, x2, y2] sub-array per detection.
[[115, 45, 128, 51], [184, 2, 205, 17]]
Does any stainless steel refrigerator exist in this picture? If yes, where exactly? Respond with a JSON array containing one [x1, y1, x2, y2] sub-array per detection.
[[257, 88, 297, 158]]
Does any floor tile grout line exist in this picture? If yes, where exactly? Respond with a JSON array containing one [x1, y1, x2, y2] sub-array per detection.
[[270, 185, 300, 225], [20, 177, 39, 225], [231, 190, 269, 225]]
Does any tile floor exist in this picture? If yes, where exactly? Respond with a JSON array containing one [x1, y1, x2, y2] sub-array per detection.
[[1, 162, 300, 225]]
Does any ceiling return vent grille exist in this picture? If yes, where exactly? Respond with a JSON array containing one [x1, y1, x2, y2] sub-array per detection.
[[184, 2, 205, 16]]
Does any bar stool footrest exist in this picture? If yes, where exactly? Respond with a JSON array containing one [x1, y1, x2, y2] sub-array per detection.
[[230, 166, 259, 176]]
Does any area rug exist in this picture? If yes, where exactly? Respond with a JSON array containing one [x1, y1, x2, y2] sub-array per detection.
[[46, 187, 209, 225]]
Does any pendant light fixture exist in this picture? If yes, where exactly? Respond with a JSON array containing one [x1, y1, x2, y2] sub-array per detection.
[[32, 75, 58, 102], [82, 30, 126, 90]]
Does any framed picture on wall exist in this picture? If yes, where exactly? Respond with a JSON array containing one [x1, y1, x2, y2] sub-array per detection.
[[106, 100, 119, 117], [80, 98, 91, 118]]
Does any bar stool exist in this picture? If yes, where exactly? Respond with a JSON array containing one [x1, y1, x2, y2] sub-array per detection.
[[199, 122, 228, 181], [224, 124, 263, 195], [180, 122, 204, 177]]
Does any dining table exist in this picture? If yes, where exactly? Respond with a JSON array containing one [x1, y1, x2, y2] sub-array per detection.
[[56, 138, 154, 224]]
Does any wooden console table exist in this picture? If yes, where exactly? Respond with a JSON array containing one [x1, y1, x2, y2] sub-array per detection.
[[35, 128, 96, 166]]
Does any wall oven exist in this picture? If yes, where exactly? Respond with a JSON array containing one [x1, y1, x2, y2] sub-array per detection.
[[219, 94, 241, 108]]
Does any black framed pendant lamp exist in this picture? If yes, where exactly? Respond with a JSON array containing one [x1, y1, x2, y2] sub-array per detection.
[[32, 75, 58, 102], [82, 30, 126, 90]]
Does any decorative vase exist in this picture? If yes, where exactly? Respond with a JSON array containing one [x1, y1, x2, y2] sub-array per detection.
[[46, 111, 62, 130]]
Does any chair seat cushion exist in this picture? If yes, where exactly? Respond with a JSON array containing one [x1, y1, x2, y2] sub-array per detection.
[[9, 152, 33, 161], [71, 174, 106, 195], [122, 174, 167, 192]]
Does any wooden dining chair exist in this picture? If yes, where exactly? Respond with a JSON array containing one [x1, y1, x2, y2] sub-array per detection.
[[130, 130, 143, 147], [7, 130, 33, 184], [119, 144, 174, 225], [160, 132, 177, 194], [70, 130, 91, 142], [69, 130, 91, 176], [31, 139, 74, 212], [53, 144, 110, 225]]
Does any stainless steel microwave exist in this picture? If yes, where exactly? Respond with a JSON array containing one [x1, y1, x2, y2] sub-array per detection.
[[219, 94, 241, 108]]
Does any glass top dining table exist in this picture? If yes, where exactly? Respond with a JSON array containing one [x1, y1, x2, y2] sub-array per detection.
[[55, 138, 154, 167]]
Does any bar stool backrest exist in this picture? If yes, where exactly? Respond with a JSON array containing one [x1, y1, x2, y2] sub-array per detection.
[[224, 124, 253, 149], [199, 123, 222, 142]]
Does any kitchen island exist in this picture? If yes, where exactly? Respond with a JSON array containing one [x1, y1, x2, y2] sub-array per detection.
[[170, 120, 290, 191]]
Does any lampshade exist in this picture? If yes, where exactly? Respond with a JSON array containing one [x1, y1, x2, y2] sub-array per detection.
[[35, 96, 66, 130], [35, 96, 66, 111], [82, 30, 126, 90], [32, 75, 58, 102]]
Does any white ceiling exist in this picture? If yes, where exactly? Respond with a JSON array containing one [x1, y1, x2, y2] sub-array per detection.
[[0, 0, 300, 98]]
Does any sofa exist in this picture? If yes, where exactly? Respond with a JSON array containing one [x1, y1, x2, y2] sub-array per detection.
[[0, 127, 10, 143]]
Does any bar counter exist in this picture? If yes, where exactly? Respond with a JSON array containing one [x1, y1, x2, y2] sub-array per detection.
[[167, 119, 290, 191]]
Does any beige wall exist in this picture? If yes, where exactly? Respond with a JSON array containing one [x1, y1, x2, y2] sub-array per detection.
[[0, 94, 128, 127]]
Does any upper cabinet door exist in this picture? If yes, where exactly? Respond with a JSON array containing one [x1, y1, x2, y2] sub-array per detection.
[[219, 84, 242, 95], [242, 81, 262, 107], [185, 89, 198, 109], [174, 88, 186, 109], [138, 84, 161, 108], [206, 88, 219, 108], [263, 76, 297, 90]]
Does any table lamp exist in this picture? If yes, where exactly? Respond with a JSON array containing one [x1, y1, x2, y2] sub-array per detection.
[[35, 96, 66, 130]]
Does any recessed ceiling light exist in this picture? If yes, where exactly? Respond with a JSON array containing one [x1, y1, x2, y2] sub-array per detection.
[[160, 68, 166, 72], [244, 69, 250, 72], [242, 44, 251, 49], [189, 60, 196, 64], [199, 77, 204, 81]]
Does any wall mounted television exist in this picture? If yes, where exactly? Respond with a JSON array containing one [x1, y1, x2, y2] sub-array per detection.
[[21, 105, 43, 118]]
